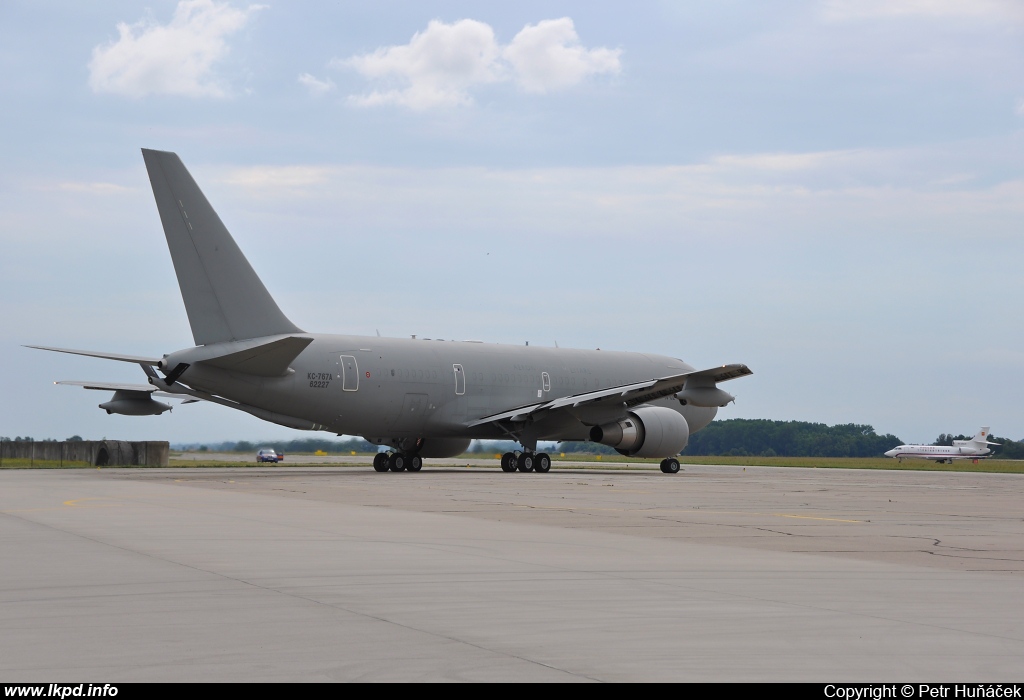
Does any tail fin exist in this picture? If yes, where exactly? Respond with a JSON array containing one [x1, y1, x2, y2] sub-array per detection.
[[972, 427, 998, 445], [142, 149, 303, 346]]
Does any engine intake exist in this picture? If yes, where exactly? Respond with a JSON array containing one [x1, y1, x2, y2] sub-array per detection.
[[589, 405, 690, 458]]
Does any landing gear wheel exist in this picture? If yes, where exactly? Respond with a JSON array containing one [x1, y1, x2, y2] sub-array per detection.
[[373, 452, 389, 472], [534, 453, 551, 473], [388, 452, 406, 472], [407, 454, 423, 472], [500, 452, 517, 472], [660, 458, 680, 474], [516, 453, 535, 472]]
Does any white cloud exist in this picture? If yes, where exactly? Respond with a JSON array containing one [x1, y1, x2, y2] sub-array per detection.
[[298, 73, 335, 96], [54, 182, 135, 195], [822, 0, 1024, 23], [220, 165, 335, 189], [339, 17, 620, 109], [340, 19, 500, 109], [503, 18, 621, 93], [707, 150, 857, 172], [200, 144, 1024, 246], [88, 0, 262, 98]]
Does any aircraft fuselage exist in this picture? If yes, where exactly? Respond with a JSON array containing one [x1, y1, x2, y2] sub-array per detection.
[[884, 444, 990, 462], [166, 334, 719, 443]]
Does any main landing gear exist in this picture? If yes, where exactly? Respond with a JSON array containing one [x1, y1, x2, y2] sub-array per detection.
[[660, 458, 680, 474], [500, 451, 551, 474], [373, 451, 423, 473]]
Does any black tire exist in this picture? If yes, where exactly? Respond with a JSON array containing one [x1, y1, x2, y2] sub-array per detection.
[[500, 452, 517, 472], [407, 454, 423, 472], [660, 458, 680, 474], [373, 453, 389, 472], [534, 453, 551, 473], [388, 452, 406, 472], [517, 453, 534, 472]]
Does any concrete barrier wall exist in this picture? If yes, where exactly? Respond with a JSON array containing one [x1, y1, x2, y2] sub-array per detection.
[[0, 441, 169, 466]]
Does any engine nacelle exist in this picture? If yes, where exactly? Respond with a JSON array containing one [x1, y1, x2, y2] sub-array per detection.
[[99, 391, 172, 416], [589, 405, 690, 458]]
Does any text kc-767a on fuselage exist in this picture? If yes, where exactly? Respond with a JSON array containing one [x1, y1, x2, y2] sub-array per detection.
[[30, 150, 752, 474]]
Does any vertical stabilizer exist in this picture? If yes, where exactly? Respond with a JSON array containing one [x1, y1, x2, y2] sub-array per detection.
[[142, 149, 303, 346], [972, 427, 995, 444]]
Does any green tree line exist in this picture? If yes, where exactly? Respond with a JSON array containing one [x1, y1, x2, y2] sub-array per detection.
[[933, 433, 1024, 459], [175, 438, 378, 453], [680, 419, 903, 457]]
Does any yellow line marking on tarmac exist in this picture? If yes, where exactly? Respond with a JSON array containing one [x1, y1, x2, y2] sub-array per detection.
[[513, 504, 626, 512], [771, 513, 862, 523], [507, 504, 863, 521], [1, 508, 68, 513], [637, 509, 864, 522], [62, 498, 121, 508]]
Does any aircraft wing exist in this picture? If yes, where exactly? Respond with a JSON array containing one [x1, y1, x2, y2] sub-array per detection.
[[27, 346, 161, 365], [55, 381, 200, 403], [468, 364, 752, 427]]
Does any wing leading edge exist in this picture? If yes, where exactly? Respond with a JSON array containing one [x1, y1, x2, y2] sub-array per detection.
[[468, 363, 752, 428]]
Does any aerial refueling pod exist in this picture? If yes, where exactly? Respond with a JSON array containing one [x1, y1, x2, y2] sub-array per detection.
[[99, 390, 172, 416], [675, 375, 735, 407], [589, 405, 690, 458]]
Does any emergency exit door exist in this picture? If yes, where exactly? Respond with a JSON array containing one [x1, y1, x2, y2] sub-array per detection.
[[340, 355, 359, 391]]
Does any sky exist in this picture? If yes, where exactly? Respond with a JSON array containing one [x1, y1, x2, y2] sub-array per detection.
[[1, 0, 1022, 445]]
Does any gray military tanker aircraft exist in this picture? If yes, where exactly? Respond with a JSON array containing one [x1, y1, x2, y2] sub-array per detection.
[[31, 149, 751, 474]]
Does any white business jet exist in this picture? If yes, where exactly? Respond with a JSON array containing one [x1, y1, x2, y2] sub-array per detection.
[[884, 428, 998, 464]]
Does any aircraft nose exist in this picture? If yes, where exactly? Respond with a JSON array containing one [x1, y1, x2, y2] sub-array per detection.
[[884, 449, 895, 457]]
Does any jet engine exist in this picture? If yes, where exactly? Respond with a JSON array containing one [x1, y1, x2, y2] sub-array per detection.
[[99, 390, 172, 416], [589, 405, 689, 458]]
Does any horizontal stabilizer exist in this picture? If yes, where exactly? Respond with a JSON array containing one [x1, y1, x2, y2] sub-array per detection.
[[57, 380, 157, 394], [187, 335, 314, 377], [27, 346, 161, 365], [55, 380, 199, 401]]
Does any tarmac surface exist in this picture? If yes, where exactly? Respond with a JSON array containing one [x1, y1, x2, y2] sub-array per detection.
[[1, 463, 1022, 682]]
